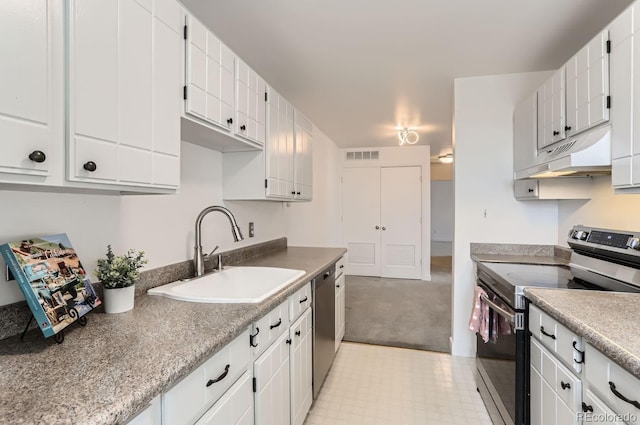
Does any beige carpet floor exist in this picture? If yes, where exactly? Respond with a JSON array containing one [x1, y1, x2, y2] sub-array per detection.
[[343, 256, 452, 353]]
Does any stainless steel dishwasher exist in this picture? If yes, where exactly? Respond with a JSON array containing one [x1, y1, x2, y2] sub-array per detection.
[[312, 264, 336, 399]]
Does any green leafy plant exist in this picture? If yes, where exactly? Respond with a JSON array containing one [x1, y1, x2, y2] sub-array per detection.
[[95, 245, 147, 289]]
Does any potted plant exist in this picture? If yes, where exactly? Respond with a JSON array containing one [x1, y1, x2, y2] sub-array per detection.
[[95, 245, 147, 314]]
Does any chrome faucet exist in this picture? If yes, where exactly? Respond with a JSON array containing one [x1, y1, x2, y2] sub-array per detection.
[[193, 206, 244, 277]]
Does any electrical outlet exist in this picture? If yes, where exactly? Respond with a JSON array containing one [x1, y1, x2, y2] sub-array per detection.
[[249, 222, 255, 238]]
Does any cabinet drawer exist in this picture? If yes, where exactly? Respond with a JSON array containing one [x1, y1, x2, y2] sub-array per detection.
[[529, 304, 583, 373], [163, 329, 251, 425], [252, 301, 290, 358], [585, 344, 640, 424], [556, 360, 582, 412], [195, 370, 254, 425], [289, 282, 311, 322], [335, 256, 346, 278], [582, 389, 627, 425]]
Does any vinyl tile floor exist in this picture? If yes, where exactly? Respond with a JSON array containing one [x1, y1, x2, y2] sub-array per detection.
[[304, 342, 493, 425]]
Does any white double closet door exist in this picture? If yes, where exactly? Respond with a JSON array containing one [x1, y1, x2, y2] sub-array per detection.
[[342, 166, 422, 279]]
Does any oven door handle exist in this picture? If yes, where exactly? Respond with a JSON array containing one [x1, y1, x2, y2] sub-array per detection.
[[480, 294, 515, 324]]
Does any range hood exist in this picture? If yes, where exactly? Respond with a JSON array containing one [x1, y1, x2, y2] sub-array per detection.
[[515, 124, 611, 179]]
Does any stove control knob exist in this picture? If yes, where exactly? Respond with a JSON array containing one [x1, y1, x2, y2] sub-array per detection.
[[574, 230, 588, 240], [627, 238, 640, 250]]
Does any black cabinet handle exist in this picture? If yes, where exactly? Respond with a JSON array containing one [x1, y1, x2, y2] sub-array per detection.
[[28, 150, 46, 163], [295, 330, 301, 336], [540, 326, 556, 340], [340, 265, 344, 269], [83, 161, 97, 172], [240, 124, 246, 131], [227, 118, 233, 124], [336, 284, 340, 288], [286, 338, 292, 345], [270, 318, 282, 329], [609, 381, 640, 409], [291, 191, 296, 195], [561, 381, 571, 390], [250, 327, 259, 347], [573, 341, 585, 364], [553, 130, 560, 136], [323, 272, 330, 279], [206, 364, 230, 387], [565, 125, 572, 131], [582, 402, 593, 413], [299, 296, 308, 304], [296, 191, 301, 195]]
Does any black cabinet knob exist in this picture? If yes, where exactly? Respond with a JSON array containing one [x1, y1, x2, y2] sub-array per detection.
[[240, 124, 246, 131], [528, 188, 534, 193], [565, 125, 572, 131], [227, 118, 233, 125], [295, 330, 301, 336], [83, 161, 97, 172], [291, 191, 296, 195], [553, 130, 560, 136], [582, 402, 593, 413], [296, 191, 301, 195], [28, 150, 46, 163]]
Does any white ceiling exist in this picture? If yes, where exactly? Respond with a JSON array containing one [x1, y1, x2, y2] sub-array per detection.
[[181, 0, 633, 159]]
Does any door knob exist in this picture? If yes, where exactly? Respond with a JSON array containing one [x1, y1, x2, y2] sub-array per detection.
[[382, 226, 386, 231], [375, 226, 380, 230], [83, 161, 97, 172]]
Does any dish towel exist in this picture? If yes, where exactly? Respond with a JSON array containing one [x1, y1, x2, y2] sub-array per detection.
[[469, 286, 491, 343], [493, 297, 513, 337]]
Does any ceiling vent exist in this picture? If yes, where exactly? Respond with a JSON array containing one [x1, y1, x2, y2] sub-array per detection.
[[346, 150, 379, 161]]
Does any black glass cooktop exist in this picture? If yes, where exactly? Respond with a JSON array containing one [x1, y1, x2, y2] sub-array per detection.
[[481, 263, 573, 289]]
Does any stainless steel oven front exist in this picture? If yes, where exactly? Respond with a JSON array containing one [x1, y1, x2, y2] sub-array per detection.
[[475, 277, 528, 425]]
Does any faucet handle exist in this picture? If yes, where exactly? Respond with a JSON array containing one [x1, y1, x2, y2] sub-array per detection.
[[204, 245, 219, 261]]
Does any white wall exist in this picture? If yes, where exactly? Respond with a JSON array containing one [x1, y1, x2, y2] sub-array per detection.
[[558, 176, 640, 242], [0, 134, 341, 306], [431, 180, 453, 255], [452, 71, 558, 356]]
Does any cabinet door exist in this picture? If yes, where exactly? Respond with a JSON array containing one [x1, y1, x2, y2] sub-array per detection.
[[0, 0, 55, 177], [125, 396, 161, 425], [266, 89, 295, 199], [68, 0, 180, 189], [185, 14, 235, 133], [195, 371, 254, 425], [235, 60, 266, 146], [290, 308, 313, 425], [565, 30, 610, 138], [293, 111, 313, 200], [254, 332, 291, 425], [537, 68, 566, 149]]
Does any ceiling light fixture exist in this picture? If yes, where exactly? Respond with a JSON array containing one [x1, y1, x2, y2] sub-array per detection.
[[398, 128, 419, 145], [438, 153, 454, 164]]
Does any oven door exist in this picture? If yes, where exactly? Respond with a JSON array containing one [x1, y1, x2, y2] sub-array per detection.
[[475, 281, 527, 425]]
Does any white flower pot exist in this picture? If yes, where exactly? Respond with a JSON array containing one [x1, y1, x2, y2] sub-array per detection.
[[103, 285, 135, 314]]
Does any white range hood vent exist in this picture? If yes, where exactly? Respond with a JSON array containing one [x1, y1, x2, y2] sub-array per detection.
[[515, 124, 611, 179]]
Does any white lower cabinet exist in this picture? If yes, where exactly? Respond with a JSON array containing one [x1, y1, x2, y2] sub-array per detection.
[[126, 396, 161, 425], [585, 344, 640, 424], [290, 308, 313, 425], [196, 371, 254, 425], [162, 328, 251, 425], [254, 330, 292, 425]]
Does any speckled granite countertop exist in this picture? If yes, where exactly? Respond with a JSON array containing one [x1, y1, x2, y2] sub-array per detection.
[[525, 287, 640, 379], [0, 246, 346, 425], [472, 254, 569, 265]]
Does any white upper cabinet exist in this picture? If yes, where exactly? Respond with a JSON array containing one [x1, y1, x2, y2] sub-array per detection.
[[610, 3, 640, 190], [294, 111, 313, 201], [236, 59, 267, 146], [266, 88, 295, 199], [185, 14, 235, 133], [565, 30, 610, 138], [0, 0, 59, 179], [537, 67, 566, 149], [68, 0, 181, 190]]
